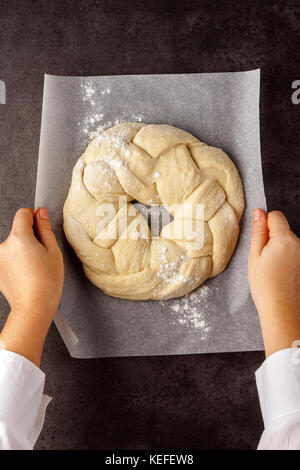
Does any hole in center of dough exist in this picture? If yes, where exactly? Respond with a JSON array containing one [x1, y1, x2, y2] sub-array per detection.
[[132, 202, 173, 238]]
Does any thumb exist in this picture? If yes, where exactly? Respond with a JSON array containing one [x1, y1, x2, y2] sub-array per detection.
[[268, 210, 291, 239], [11, 208, 35, 235], [249, 208, 269, 257], [34, 207, 58, 251]]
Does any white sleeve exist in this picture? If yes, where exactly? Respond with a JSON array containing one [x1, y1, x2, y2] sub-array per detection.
[[0, 350, 51, 450], [256, 348, 300, 450]]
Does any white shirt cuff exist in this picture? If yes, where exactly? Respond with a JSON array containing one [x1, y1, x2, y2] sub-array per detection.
[[256, 348, 300, 428], [0, 350, 51, 449]]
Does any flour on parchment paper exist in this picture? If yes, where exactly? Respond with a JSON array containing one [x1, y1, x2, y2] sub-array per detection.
[[169, 285, 212, 339], [78, 80, 144, 142]]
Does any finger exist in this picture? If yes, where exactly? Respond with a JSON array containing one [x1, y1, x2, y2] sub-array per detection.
[[11, 208, 35, 235], [34, 207, 59, 251], [249, 208, 269, 257], [268, 211, 291, 239]]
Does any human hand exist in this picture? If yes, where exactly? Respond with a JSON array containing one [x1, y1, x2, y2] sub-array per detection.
[[248, 209, 300, 357], [0, 208, 64, 365]]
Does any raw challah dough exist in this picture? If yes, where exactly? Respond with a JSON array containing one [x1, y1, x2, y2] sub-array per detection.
[[63, 123, 244, 300]]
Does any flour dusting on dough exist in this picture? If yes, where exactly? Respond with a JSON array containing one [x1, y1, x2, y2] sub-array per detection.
[[65, 83, 244, 301]]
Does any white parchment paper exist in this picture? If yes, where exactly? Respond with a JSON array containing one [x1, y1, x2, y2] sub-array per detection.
[[35, 70, 266, 358]]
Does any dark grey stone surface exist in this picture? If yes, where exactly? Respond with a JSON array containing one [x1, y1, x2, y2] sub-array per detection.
[[0, 0, 299, 450]]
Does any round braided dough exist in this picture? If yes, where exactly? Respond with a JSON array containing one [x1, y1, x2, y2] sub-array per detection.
[[63, 123, 244, 300]]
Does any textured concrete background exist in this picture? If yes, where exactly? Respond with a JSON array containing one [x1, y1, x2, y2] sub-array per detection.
[[0, 0, 299, 450]]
